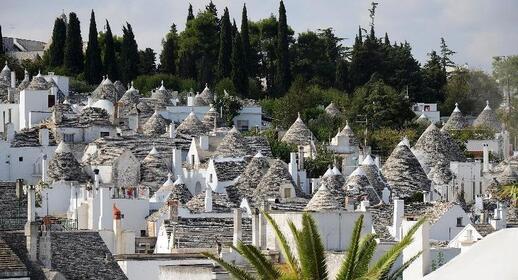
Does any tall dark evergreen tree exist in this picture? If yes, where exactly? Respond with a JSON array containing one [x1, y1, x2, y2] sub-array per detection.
[[0, 25, 4, 65], [217, 8, 232, 79], [240, 4, 252, 77], [422, 50, 447, 103], [103, 20, 118, 81], [47, 18, 67, 68], [138, 48, 156, 75], [231, 31, 248, 97], [231, 20, 238, 39], [276, 0, 291, 96], [160, 24, 179, 75], [63, 12, 84, 75], [439, 37, 456, 70], [120, 23, 139, 83], [206, 1, 218, 18], [84, 10, 103, 84], [335, 59, 349, 92], [187, 4, 195, 22]]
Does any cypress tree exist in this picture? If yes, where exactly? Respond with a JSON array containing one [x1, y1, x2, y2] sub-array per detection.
[[47, 18, 67, 68], [63, 12, 84, 75], [160, 24, 179, 75], [103, 20, 118, 81], [187, 4, 194, 22], [335, 59, 349, 92], [217, 8, 232, 79], [240, 4, 251, 77], [0, 26, 4, 66], [120, 23, 139, 83], [84, 10, 103, 84], [276, 0, 291, 95], [231, 31, 248, 97], [231, 19, 238, 39]]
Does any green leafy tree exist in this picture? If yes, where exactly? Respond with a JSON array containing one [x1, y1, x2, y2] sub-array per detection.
[[84, 10, 103, 84], [63, 12, 84, 75], [241, 4, 252, 77], [138, 48, 156, 75], [422, 51, 447, 103], [160, 24, 179, 75], [276, 0, 291, 96], [350, 78, 414, 129], [213, 92, 243, 126], [204, 212, 425, 280], [335, 59, 350, 92], [103, 20, 118, 81], [47, 18, 67, 68], [120, 22, 139, 83], [217, 8, 232, 79], [231, 31, 248, 97]]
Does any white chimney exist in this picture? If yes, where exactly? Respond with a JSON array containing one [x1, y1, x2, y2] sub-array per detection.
[[392, 199, 404, 241], [41, 154, 48, 183], [25, 185, 36, 222], [6, 122, 15, 142], [482, 143, 489, 172], [204, 187, 213, 212], [11, 71, 16, 88], [298, 146, 305, 170], [251, 209, 260, 247], [87, 97, 93, 107], [289, 152, 298, 182], [382, 186, 390, 204], [113, 204, 124, 255], [98, 185, 112, 231], [358, 154, 364, 166], [232, 208, 243, 248], [374, 156, 381, 169], [39, 128, 49, 146], [423, 191, 431, 203], [93, 169, 100, 198], [359, 199, 370, 211], [187, 94, 194, 107], [172, 147, 182, 176]]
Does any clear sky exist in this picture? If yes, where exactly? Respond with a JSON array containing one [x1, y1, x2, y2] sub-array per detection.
[[2, 0, 517, 72]]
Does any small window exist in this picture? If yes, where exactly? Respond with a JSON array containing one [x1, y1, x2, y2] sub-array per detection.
[[456, 217, 463, 227], [63, 133, 75, 143], [48, 95, 56, 108], [236, 120, 249, 132], [283, 188, 292, 198], [209, 174, 213, 183], [191, 155, 195, 165], [424, 105, 431, 111], [100, 131, 110, 138], [19, 157, 23, 162]]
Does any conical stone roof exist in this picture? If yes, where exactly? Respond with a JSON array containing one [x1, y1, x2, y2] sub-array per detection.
[[197, 84, 214, 105], [412, 123, 466, 173], [17, 70, 30, 91], [0, 62, 10, 80], [91, 78, 119, 103], [232, 152, 270, 202], [113, 80, 127, 97], [186, 190, 236, 213], [281, 113, 316, 146], [253, 159, 304, 202], [360, 155, 390, 195], [48, 141, 88, 182], [344, 167, 382, 205], [214, 127, 251, 157], [473, 101, 502, 131], [177, 111, 209, 137], [325, 102, 341, 118], [382, 139, 431, 198], [442, 103, 466, 131], [119, 82, 140, 106], [339, 121, 355, 138], [305, 175, 346, 211], [143, 111, 168, 137], [140, 147, 170, 192], [79, 107, 111, 127], [202, 105, 222, 130], [26, 73, 50, 91], [151, 81, 171, 107], [157, 175, 193, 204], [415, 114, 431, 126]]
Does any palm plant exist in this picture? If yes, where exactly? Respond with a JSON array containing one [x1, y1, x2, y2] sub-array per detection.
[[203, 211, 425, 280], [498, 183, 518, 206]]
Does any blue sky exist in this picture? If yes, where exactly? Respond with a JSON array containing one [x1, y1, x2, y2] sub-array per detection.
[[2, 0, 517, 72]]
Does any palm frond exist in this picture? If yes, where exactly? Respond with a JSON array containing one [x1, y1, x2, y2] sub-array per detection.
[[233, 241, 281, 280], [352, 233, 377, 279], [386, 251, 422, 280], [299, 212, 328, 280], [335, 214, 364, 280], [368, 218, 426, 279], [202, 252, 257, 280], [262, 211, 300, 277]]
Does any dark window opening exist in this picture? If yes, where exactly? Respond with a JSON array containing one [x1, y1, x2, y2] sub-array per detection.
[[100, 131, 110, 137], [47, 95, 56, 108], [18, 157, 23, 162]]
